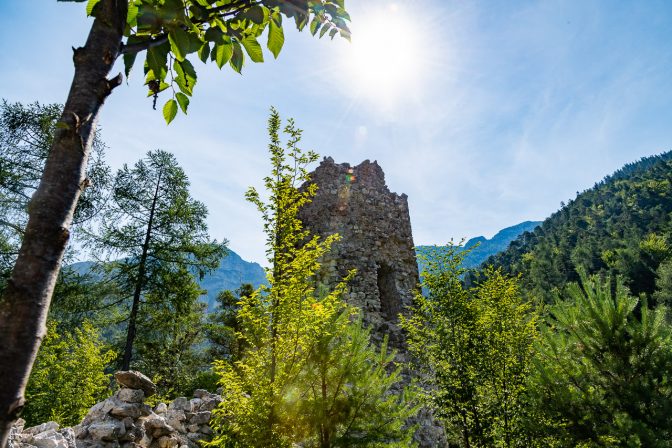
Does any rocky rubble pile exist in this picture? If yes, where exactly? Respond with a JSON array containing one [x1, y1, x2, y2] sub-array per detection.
[[8, 371, 221, 448]]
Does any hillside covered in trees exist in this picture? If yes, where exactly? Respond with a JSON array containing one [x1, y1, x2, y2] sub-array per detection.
[[483, 151, 672, 303]]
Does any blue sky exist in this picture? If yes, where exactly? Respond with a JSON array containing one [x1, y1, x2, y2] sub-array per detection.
[[1, 1, 671, 263]]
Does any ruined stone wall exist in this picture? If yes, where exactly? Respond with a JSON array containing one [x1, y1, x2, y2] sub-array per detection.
[[298, 157, 419, 348]]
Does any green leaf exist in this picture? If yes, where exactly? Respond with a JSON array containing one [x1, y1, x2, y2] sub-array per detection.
[[243, 5, 266, 25], [329, 28, 338, 39], [319, 24, 330, 38], [123, 53, 137, 79], [214, 40, 233, 69], [175, 92, 190, 114], [175, 59, 197, 96], [85, 0, 101, 16], [241, 37, 263, 63], [197, 43, 210, 63], [205, 27, 223, 42], [168, 27, 190, 62], [127, 2, 139, 27], [163, 99, 178, 124], [145, 42, 169, 80], [230, 41, 245, 73], [267, 17, 284, 59], [309, 17, 322, 36]]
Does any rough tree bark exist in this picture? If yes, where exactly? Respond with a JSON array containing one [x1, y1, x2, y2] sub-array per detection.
[[0, 1, 127, 445]]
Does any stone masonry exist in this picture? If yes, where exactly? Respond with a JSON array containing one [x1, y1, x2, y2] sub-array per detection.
[[299, 157, 446, 447], [298, 157, 419, 349]]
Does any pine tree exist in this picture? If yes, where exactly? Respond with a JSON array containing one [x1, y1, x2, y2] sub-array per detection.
[[87, 149, 225, 369], [529, 274, 672, 446]]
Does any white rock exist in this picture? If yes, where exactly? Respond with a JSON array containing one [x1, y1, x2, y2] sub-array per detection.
[[24, 422, 59, 436]]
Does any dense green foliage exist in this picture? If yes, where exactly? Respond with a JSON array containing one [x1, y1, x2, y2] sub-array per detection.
[[485, 152, 672, 303], [67, 0, 350, 124], [23, 321, 115, 427], [529, 274, 672, 446], [403, 246, 538, 447], [207, 109, 417, 447]]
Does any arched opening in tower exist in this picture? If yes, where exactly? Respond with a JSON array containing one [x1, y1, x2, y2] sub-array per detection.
[[377, 263, 401, 322]]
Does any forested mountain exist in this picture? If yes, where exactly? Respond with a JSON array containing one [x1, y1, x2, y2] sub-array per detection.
[[70, 249, 267, 311], [484, 151, 672, 302], [198, 250, 267, 309], [417, 221, 541, 271]]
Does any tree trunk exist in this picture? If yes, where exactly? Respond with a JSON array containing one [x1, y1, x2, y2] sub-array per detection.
[[121, 169, 163, 370], [0, 1, 127, 445]]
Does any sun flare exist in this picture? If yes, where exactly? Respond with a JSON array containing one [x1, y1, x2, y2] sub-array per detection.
[[343, 5, 427, 103]]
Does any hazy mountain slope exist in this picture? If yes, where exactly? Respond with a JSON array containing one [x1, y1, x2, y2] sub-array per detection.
[[198, 249, 267, 309], [416, 221, 541, 272], [69, 249, 267, 311], [484, 151, 672, 302]]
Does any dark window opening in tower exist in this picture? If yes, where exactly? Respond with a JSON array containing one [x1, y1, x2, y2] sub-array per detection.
[[377, 263, 401, 322]]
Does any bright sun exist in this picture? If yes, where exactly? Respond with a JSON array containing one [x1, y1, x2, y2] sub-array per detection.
[[343, 4, 427, 103]]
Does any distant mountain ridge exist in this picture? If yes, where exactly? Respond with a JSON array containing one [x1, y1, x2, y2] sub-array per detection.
[[417, 220, 542, 271], [69, 249, 267, 311], [198, 249, 267, 309]]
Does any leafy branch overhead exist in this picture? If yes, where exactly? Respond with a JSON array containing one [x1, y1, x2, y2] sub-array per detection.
[[65, 0, 351, 124]]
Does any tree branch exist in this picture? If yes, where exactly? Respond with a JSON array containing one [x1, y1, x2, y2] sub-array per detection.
[[120, 35, 169, 55]]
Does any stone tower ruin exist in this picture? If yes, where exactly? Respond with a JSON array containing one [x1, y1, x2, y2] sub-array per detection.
[[299, 157, 445, 447], [298, 157, 419, 347]]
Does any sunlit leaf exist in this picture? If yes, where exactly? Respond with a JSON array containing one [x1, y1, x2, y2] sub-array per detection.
[[214, 40, 233, 69], [175, 92, 190, 114], [175, 59, 197, 96], [169, 27, 190, 62], [230, 41, 245, 73], [267, 17, 284, 58], [85, 0, 101, 16], [163, 99, 178, 124], [241, 37, 263, 63], [197, 43, 210, 63]]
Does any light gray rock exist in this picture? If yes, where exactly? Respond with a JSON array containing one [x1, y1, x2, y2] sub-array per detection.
[[187, 412, 210, 426], [24, 422, 59, 436], [114, 371, 157, 397], [167, 398, 191, 413], [31, 429, 71, 448], [192, 390, 208, 399], [153, 403, 167, 415], [87, 420, 126, 441], [143, 417, 173, 438], [157, 436, 178, 448], [117, 388, 145, 403], [110, 402, 143, 419]]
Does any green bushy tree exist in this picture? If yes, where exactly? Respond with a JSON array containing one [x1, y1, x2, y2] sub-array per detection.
[[402, 245, 538, 447], [205, 284, 254, 362], [207, 109, 417, 448], [133, 267, 210, 398], [529, 274, 672, 447], [23, 321, 115, 427], [87, 149, 225, 370]]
